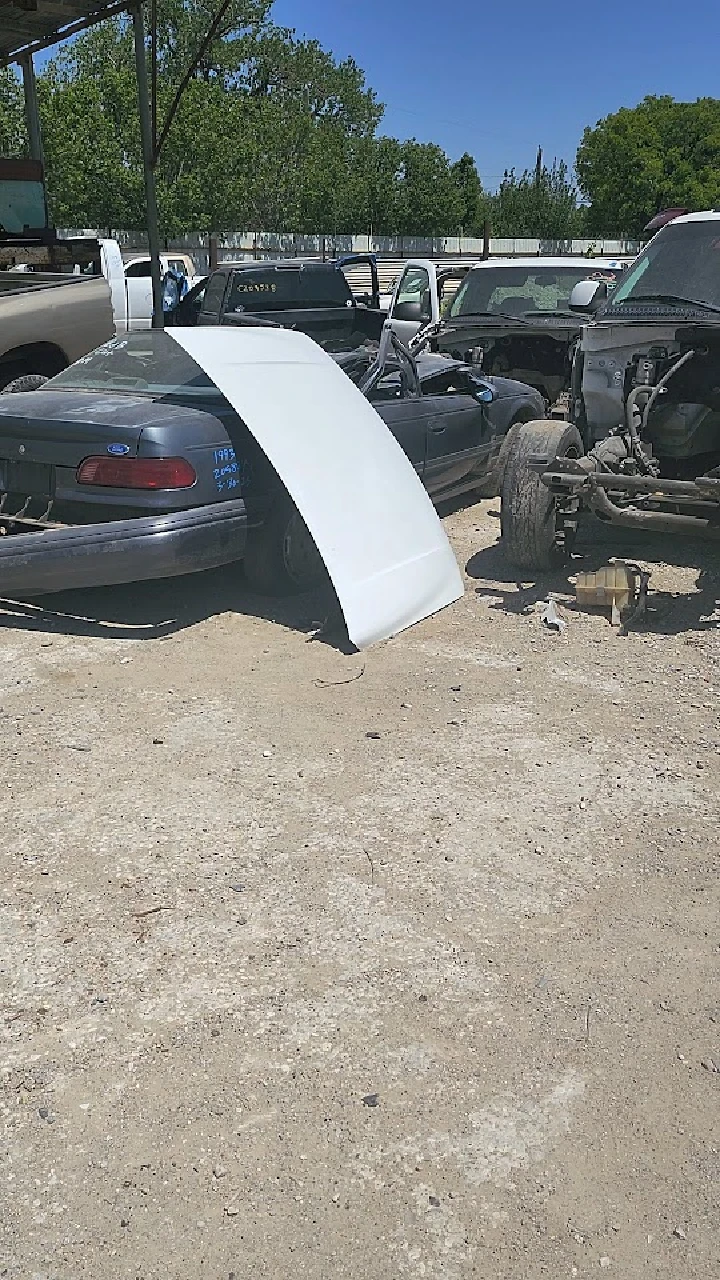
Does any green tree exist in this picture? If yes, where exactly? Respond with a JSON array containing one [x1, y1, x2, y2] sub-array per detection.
[[38, 22, 144, 230], [450, 152, 485, 235], [350, 135, 403, 235], [35, 3, 384, 233], [8, 2, 480, 238], [396, 140, 463, 237], [0, 66, 26, 157], [489, 156, 583, 238], [576, 95, 720, 237]]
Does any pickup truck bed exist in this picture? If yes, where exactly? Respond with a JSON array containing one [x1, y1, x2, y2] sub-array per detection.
[[0, 271, 114, 388], [174, 258, 385, 349]]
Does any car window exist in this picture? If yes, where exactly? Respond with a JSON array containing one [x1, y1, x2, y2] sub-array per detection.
[[393, 266, 432, 322], [125, 259, 152, 278], [369, 372, 404, 401], [45, 332, 221, 398], [226, 266, 351, 313], [397, 266, 430, 307], [439, 275, 465, 316], [421, 368, 475, 397], [295, 268, 353, 306], [607, 220, 720, 312], [168, 258, 189, 276], [449, 265, 623, 318], [200, 271, 229, 316]]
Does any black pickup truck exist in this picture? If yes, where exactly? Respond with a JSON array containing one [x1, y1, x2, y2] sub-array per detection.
[[171, 254, 385, 351]]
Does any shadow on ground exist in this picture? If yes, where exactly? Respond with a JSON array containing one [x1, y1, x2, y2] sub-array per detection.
[[466, 515, 720, 638], [0, 562, 354, 651], [0, 492, 496, 652]]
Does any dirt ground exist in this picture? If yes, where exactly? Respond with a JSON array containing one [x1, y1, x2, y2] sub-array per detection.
[[1, 501, 718, 1280]]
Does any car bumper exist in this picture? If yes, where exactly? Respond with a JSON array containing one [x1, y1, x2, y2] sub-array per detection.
[[0, 499, 247, 596]]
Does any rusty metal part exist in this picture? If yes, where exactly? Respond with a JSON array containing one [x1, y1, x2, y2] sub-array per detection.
[[542, 466, 708, 499], [590, 483, 720, 538], [0, 493, 64, 532]]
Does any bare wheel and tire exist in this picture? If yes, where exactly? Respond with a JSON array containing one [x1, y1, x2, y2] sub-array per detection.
[[501, 419, 583, 570], [244, 497, 327, 595], [1, 374, 48, 394]]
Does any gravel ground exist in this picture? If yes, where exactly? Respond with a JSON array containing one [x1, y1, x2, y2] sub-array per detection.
[[1, 502, 718, 1280]]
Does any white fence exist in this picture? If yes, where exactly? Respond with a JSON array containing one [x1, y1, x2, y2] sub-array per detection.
[[61, 229, 640, 273]]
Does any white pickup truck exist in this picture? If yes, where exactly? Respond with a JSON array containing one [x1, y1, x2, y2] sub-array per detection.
[[98, 240, 196, 332], [387, 256, 631, 405], [386, 260, 475, 344]]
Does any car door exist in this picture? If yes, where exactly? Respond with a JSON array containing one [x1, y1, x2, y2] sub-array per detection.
[[368, 370, 431, 480], [123, 258, 154, 330], [420, 368, 492, 497], [387, 262, 435, 345], [196, 270, 230, 325]]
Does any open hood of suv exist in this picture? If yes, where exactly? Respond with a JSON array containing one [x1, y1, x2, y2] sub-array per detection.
[[168, 327, 463, 648]]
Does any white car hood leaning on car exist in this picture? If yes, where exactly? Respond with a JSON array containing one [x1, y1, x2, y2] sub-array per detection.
[[168, 327, 463, 649]]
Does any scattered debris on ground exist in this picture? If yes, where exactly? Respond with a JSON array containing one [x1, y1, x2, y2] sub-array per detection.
[[1, 502, 717, 1279]]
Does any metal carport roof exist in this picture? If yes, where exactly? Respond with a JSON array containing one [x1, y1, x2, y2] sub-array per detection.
[[0, 1, 128, 65]]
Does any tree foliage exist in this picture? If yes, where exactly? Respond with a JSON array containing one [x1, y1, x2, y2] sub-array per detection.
[[33, 4, 387, 234], [576, 96, 720, 236], [488, 157, 584, 238], [450, 152, 485, 235], [0, 1, 599, 239], [0, 67, 25, 157]]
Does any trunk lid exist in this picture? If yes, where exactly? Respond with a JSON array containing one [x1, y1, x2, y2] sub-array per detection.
[[0, 390, 156, 469], [0, 388, 226, 508]]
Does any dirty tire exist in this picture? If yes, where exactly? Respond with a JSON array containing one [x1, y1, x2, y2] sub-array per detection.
[[501, 419, 583, 570], [1, 374, 48, 394], [244, 498, 327, 595]]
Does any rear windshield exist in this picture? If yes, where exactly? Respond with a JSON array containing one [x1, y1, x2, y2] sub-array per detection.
[[226, 265, 352, 313], [46, 333, 220, 397], [606, 220, 720, 315], [449, 264, 623, 319]]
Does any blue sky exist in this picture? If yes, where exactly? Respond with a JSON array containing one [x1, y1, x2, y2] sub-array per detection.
[[271, 0, 720, 189]]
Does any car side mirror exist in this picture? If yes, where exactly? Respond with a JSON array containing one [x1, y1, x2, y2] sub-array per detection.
[[391, 299, 423, 322], [569, 279, 607, 314], [472, 380, 494, 403]]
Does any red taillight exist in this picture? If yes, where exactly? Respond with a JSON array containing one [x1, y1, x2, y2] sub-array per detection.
[[76, 456, 196, 490]]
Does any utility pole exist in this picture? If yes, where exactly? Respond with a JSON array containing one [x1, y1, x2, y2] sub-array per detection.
[[132, 4, 164, 329]]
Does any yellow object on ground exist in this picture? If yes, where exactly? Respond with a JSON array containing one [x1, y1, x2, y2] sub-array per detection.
[[575, 560, 638, 626]]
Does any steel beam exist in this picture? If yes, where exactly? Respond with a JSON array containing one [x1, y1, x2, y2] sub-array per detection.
[[20, 52, 44, 167], [132, 4, 164, 329]]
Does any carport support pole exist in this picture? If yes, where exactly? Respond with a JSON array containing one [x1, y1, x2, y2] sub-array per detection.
[[132, 4, 164, 329], [20, 53, 43, 167]]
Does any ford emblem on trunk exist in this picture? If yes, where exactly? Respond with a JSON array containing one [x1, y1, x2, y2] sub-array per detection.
[[107, 443, 130, 456]]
